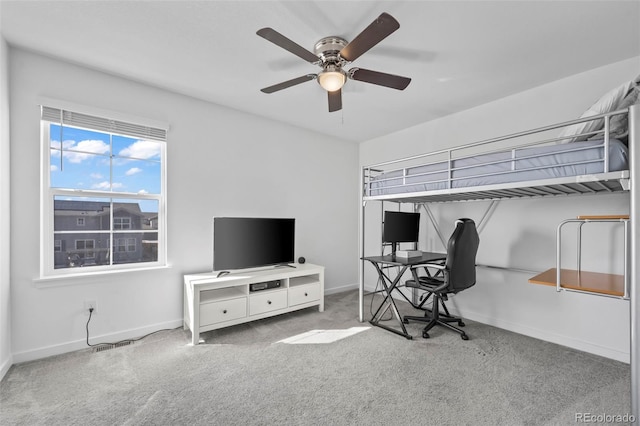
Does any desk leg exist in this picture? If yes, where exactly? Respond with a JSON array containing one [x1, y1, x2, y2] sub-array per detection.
[[368, 263, 412, 340]]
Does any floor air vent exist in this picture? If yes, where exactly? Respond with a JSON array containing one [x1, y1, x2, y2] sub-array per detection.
[[93, 341, 133, 352]]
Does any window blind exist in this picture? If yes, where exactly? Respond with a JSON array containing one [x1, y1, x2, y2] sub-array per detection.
[[41, 106, 167, 141]]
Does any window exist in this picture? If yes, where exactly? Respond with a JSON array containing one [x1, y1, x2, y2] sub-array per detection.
[[75, 239, 94, 250], [115, 237, 136, 252], [114, 217, 131, 230], [75, 239, 95, 260], [40, 104, 167, 276]]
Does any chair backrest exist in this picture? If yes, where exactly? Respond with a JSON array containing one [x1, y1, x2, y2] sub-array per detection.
[[444, 218, 480, 293]]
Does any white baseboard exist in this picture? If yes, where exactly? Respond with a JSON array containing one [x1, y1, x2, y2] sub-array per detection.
[[11, 319, 183, 364], [0, 354, 13, 382], [325, 282, 358, 295], [454, 308, 630, 363]]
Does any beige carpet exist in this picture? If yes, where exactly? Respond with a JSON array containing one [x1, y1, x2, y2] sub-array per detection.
[[0, 290, 631, 425]]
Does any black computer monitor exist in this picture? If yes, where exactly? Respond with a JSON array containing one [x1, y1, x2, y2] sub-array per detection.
[[382, 211, 420, 255]]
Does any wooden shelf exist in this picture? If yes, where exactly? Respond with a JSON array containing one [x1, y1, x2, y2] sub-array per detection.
[[576, 215, 629, 220], [529, 268, 624, 297]]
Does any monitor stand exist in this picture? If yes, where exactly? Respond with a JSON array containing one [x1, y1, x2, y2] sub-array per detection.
[[391, 242, 398, 259], [275, 263, 296, 269]]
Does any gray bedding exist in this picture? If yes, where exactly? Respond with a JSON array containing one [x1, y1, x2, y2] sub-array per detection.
[[368, 139, 629, 196]]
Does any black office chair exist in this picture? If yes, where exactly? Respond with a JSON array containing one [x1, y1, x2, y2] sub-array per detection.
[[403, 218, 479, 340]]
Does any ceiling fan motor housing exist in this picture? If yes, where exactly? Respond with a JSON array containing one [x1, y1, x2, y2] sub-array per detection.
[[314, 36, 348, 65]]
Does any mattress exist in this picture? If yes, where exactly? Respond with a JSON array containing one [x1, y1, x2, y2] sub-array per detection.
[[367, 139, 629, 196]]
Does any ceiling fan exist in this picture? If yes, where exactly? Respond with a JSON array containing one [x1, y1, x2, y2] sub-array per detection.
[[257, 12, 411, 113]]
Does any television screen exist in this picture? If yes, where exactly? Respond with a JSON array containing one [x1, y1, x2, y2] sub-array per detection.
[[213, 217, 295, 271], [382, 211, 420, 244]]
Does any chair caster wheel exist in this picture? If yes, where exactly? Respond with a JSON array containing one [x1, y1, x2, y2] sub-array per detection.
[[422, 331, 430, 339], [461, 334, 469, 340], [458, 321, 465, 327]]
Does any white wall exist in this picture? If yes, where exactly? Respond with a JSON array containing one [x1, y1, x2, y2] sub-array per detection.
[[9, 48, 359, 363], [360, 56, 640, 362], [0, 35, 13, 379]]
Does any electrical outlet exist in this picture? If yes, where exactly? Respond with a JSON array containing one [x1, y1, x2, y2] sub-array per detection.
[[84, 300, 97, 315]]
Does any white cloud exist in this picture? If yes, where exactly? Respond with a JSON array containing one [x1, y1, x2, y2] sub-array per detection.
[[77, 139, 110, 154], [51, 139, 110, 163], [51, 164, 59, 172], [92, 181, 123, 190], [126, 167, 142, 176], [138, 189, 149, 194], [118, 140, 160, 160], [90, 173, 103, 179]]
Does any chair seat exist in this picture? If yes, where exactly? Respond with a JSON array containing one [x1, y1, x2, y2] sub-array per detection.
[[406, 276, 443, 290]]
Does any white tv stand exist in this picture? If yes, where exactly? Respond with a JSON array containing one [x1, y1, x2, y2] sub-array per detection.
[[183, 263, 324, 345]]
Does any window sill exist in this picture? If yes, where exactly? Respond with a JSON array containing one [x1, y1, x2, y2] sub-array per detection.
[[34, 264, 172, 288]]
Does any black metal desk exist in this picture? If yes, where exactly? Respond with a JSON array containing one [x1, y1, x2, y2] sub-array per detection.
[[362, 252, 446, 339]]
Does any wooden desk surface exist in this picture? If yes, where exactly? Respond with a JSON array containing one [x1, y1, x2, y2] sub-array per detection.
[[529, 268, 624, 297]]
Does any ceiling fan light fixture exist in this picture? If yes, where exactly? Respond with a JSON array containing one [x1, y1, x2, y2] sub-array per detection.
[[318, 66, 346, 92]]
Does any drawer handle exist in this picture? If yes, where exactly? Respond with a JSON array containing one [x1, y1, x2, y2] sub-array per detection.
[[304, 292, 308, 297], [223, 309, 227, 314], [267, 300, 272, 305]]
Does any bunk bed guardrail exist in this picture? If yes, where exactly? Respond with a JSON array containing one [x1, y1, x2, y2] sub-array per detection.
[[362, 108, 632, 203]]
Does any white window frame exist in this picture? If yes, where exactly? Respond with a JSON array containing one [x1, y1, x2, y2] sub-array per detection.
[[39, 101, 168, 278]]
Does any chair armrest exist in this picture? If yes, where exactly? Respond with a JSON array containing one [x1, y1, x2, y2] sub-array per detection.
[[410, 262, 446, 277], [408, 261, 448, 289], [410, 259, 445, 270], [422, 262, 445, 270]]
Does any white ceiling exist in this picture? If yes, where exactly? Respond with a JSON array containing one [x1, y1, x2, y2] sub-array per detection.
[[1, 1, 639, 143]]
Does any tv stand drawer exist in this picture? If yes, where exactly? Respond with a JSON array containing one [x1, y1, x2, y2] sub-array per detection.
[[249, 289, 287, 316], [289, 283, 320, 306], [200, 297, 247, 327]]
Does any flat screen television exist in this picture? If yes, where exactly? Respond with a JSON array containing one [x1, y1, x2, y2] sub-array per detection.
[[213, 217, 295, 272], [382, 211, 420, 255]]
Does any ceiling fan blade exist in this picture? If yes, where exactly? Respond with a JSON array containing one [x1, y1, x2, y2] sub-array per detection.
[[328, 89, 342, 112], [349, 68, 411, 90], [339, 12, 400, 62], [260, 74, 316, 93], [257, 28, 319, 64]]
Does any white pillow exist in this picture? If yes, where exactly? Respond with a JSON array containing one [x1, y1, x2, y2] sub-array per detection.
[[608, 85, 640, 139], [558, 80, 635, 143]]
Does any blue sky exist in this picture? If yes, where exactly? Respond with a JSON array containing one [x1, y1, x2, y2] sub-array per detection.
[[49, 124, 161, 212]]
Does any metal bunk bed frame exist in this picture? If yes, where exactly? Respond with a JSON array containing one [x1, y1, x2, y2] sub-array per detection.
[[359, 104, 640, 416]]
